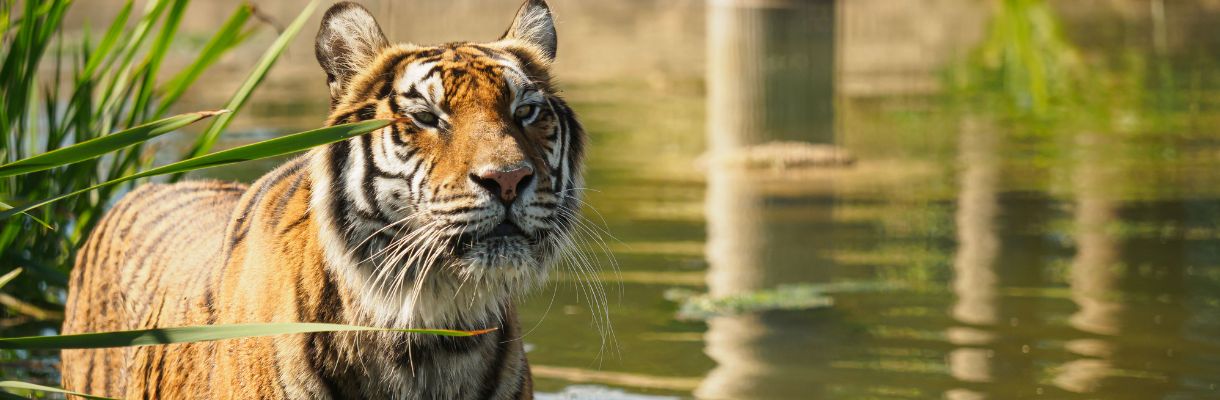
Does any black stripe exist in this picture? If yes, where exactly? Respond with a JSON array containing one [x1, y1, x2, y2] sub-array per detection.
[[424, 64, 443, 80], [149, 345, 169, 400], [401, 158, 426, 185], [272, 170, 308, 223], [83, 188, 145, 292], [552, 108, 567, 194], [415, 48, 443, 59], [326, 140, 352, 240], [279, 212, 313, 235], [356, 104, 378, 120], [328, 101, 378, 125], [359, 135, 382, 218], [272, 354, 292, 399], [404, 86, 425, 102], [476, 315, 512, 399], [119, 192, 232, 291], [381, 51, 413, 77], [124, 197, 228, 296], [305, 271, 364, 398], [430, 193, 478, 203], [116, 184, 228, 239], [203, 289, 217, 324], [351, 52, 409, 101], [394, 147, 420, 168], [430, 205, 484, 216], [511, 363, 530, 399], [563, 102, 587, 168], [375, 79, 394, 99], [388, 95, 403, 114], [284, 178, 313, 233], [82, 352, 95, 394], [470, 44, 509, 62], [418, 161, 436, 190]]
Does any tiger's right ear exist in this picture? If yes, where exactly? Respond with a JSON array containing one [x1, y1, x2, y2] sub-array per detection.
[[501, 0, 557, 62], [315, 2, 388, 104]]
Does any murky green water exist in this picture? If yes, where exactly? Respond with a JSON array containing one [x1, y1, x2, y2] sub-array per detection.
[[21, 0, 1220, 399]]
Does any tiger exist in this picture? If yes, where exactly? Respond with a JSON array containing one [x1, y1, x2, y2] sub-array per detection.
[[60, 1, 586, 398]]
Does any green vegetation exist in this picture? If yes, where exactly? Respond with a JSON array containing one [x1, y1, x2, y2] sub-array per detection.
[[0, 118, 393, 219], [0, 0, 288, 324], [952, 0, 1083, 117], [0, 0, 444, 394], [0, 0, 331, 322]]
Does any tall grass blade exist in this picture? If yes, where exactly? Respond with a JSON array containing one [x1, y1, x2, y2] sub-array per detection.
[[155, 3, 255, 117], [0, 119, 393, 218], [0, 201, 51, 230], [94, 0, 173, 124], [80, 0, 133, 79], [126, 0, 189, 124], [0, 322, 495, 350], [0, 268, 21, 290], [0, 381, 116, 400], [177, 0, 320, 174], [0, 111, 225, 178]]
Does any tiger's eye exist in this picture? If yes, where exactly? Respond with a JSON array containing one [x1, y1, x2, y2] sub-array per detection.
[[411, 111, 439, 126], [514, 104, 537, 121]]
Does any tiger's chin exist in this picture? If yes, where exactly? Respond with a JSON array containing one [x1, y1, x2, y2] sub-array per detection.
[[451, 235, 549, 298]]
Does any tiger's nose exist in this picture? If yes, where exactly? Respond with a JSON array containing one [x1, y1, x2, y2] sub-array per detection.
[[470, 165, 534, 203]]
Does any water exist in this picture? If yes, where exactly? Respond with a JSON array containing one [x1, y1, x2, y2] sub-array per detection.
[[32, 0, 1220, 398]]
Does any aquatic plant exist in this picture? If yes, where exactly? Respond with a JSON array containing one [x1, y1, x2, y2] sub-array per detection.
[[664, 282, 899, 321]]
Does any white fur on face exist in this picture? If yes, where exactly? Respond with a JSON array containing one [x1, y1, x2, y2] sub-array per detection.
[[312, 52, 574, 331]]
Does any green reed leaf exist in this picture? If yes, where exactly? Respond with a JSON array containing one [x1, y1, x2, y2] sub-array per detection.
[[80, 0, 133, 79], [0, 119, 393, 219], [0, 322, 495, 350], [0, 111, 225, 178], [155, 3, 255, 117], [0, 268, 22, 290], [0, 381, 116, 400], [177, 0, 320, 173], [126, 0, 189, 125], [0, 200, 52, 230]]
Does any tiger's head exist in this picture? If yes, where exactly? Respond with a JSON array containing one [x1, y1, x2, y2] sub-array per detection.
[[309, 0, 584, 326]]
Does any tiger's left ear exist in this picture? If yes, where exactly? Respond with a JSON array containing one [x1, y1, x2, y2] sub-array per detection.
[[500, 0, 557, 62]]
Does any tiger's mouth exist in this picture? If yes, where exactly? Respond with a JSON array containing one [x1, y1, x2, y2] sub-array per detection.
[[452, 219, 534, 258], [485, 221, 525, 239]]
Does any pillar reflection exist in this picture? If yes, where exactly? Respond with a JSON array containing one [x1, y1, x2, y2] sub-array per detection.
[[1054, 133, 1122, 394], [946, 119, 1001, 400], [699, 0, 837, 398]]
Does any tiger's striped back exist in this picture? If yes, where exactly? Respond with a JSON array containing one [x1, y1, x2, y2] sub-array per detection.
[[63, 181, 246, 397]]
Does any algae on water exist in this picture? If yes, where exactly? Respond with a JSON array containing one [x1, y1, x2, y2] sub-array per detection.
[[664, 282, 898, 321]]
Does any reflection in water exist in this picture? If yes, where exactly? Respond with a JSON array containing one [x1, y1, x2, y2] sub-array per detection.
[[32, 1, 1220, 398], [706, 0, 836, 150], [1055, 133, 1122, 394], [699, 0, 836, 399], [946, 119, 1001, 399]]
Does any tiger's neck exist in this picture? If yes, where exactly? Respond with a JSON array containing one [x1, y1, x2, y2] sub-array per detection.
[[238, 151, 528, 398], [302, 146, 511, 330]]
